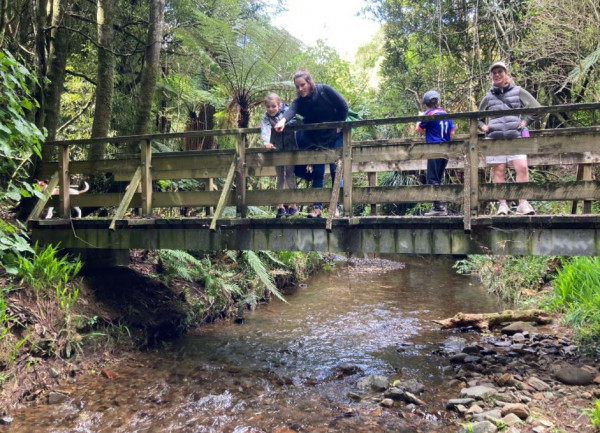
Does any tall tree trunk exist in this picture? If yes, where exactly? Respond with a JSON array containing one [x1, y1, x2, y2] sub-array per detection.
[[185, 104, 216, 151], [130, 0, 164, 148], [43, 0, 69, 145], [90, 0, 115, 160], [32, 0, 48, 130]]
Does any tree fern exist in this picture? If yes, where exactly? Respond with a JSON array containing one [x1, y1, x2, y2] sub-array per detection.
[[242, 250, 287, 303], [563, 44, 600, 91]]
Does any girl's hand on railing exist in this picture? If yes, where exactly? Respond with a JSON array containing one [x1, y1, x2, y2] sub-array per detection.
[[480, 124, 490, 133], [264, 143, 276, 150]]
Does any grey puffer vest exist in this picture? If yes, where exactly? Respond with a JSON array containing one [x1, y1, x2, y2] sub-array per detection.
[[484, 83, 522, 140]]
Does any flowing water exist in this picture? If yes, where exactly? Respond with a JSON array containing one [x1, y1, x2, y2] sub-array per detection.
[[2, 256, 502, 433]]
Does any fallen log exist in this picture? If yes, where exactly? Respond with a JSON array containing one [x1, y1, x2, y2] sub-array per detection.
[[432, 309, 552, 331]]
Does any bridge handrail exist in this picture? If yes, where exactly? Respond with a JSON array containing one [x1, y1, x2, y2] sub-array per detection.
[[32, 102, 600, 232], [43, 102, 600, 147]]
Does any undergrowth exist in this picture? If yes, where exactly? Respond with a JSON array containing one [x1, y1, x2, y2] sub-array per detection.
[[157, 249, 322, 325], [453, 255, 556, 304]]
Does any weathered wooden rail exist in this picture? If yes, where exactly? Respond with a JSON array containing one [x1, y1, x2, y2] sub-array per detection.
[[28, 103, 600, 256]]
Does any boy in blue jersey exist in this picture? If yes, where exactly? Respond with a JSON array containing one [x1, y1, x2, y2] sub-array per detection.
[[416, 90, 455, 216]]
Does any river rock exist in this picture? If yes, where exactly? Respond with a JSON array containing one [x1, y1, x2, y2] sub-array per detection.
[[460, 385, 497, 400], [497, 372, 516, 387], [526, 376, 550, 391], [554, 365, 594, 385], [502, 321, 538, 335], [441, 336, 468, 354], [450, 353, 468, 364], [380, 398, 394, 407], [397, 378, 425, 394], [501, 403, 530, 419], [458, 420, 498, 433], [472, 408, 502, 423], [356, 375, 388, 392], [47, 391, 70, 405], [502, 412, 523, 426], [446, 398, 475, 409]]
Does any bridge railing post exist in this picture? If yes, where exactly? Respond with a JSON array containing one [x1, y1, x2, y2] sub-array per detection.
[[463, 119, 480, 232], [140, 139, 153, 216], [59, 144, 70, 218], [342, 125, 353, 216], [236, 132, 247, 218]]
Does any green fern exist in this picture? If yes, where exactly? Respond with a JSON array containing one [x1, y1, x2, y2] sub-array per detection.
[[158, 250, 205, 282], [242, 251, 287, 303], [225, 250, 239, 262], [262, 251, 286, 268]]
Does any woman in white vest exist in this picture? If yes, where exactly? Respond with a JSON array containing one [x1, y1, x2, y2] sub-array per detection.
[[478, 61, 541, 216]]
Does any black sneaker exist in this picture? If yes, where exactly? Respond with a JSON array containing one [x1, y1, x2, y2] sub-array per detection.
[[286, 207, 299, 217], [275, 208, 287, 218]]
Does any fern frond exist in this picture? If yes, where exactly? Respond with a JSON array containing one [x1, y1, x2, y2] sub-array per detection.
[[243, 250, 287, 303], [225, 250, 239, 262], [262, 251, 286, 268], [158, 249, 205, 282]]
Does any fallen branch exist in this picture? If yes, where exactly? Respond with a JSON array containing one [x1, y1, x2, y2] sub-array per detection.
[[432, 309, 552, 331]]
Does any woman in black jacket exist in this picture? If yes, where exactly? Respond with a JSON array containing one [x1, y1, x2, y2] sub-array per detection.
[[275, 70, 348, 218]]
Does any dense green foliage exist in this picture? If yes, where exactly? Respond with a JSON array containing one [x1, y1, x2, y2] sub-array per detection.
[[0, 50, 45, 202], [546, 257, 600, 345], [1, 240, 83, 374], [157, 248, 321, 323]]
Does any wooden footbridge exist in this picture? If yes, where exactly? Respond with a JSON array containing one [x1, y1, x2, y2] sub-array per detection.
[[28, 103, 600, 258]]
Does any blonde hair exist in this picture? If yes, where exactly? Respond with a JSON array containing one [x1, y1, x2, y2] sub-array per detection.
[[264, 93, 282, 106]]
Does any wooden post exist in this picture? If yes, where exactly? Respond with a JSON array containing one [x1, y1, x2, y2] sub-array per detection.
[[463, 119, 480, 232], [140, 139, 152, 216], [210, 160, 236, 232], [368, 172, 377, 215], [342, 126, 353, 216], [327, 159, 342, 231], [26, 172, 59, 223], [109, 166, 142, 231], [571, 152, 593, 214], [206, 178, 214, 216], [236, 133, 247, 218], [59, 144, 70, 218]]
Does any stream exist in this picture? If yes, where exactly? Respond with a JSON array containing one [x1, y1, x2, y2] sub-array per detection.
[[2, 255, 503, 432]]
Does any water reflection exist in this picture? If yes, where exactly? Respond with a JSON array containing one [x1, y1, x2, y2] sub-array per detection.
[[2, 256, 501, 433]]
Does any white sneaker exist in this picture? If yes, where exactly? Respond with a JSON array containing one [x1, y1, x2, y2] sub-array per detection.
[[496, 202, 510, 215], [516, 201, 535, 215]]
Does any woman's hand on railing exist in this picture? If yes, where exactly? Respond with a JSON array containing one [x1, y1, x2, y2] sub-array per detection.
[[264, 143, 276, 150], [274, 118, 286, 132], [480, 124, 489, 133]]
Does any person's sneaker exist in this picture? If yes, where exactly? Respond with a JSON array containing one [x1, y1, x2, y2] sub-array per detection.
[[286, 207, 298, 217], [496, 202, 510, 216], [275, 207, 287, 218], [516, 201, 535, 215], [424, 205, 447, 216], [307, 206, 322, 218]]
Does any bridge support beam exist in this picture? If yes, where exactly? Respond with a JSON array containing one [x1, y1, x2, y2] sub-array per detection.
[[30, 215, 600, 257]]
